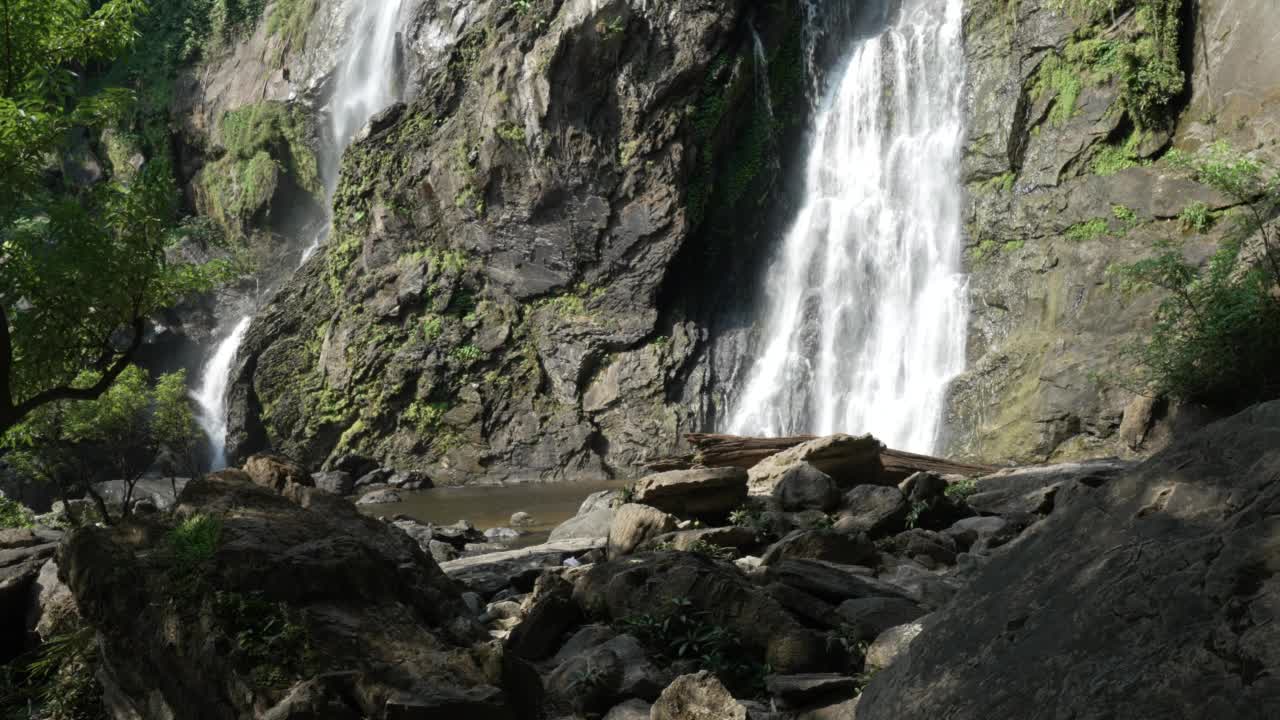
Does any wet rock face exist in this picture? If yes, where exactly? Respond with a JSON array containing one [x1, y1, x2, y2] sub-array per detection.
[[223, 0, 810, 483], [945, 0, 1276, 464], [856, 401, 1280, 719]]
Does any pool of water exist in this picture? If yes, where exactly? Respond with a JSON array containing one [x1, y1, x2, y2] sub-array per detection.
[[363, 479, 627, 548]]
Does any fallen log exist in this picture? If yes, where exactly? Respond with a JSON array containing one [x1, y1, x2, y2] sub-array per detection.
[[681, 432, 997, 479]]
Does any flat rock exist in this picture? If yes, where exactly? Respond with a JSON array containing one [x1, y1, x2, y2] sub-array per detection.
[[766, 559, 910, 604], [765, 673, 858, 708], [642, 526, 757, 552], [441, 538, 605, 597], [549, 506, 614, 542], [355, 488, 402, 505], [864, 619, 927, 671], [836, 597, 926, 641], [762, 529, 877, 567], [966, 459, 1131, 516], [631, 467, 748, 517], [748, 434, 885, 495]]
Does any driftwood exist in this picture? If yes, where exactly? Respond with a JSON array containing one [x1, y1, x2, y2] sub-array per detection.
[[673, 432, 997, 478]]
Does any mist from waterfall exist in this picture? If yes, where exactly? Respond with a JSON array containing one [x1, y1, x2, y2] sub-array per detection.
[[727, 0, 969, 453], [196, 0, 406, 465]]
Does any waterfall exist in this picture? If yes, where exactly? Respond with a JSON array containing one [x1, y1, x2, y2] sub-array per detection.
[[196, 0, 407, 461], [301, 0, 406, 264], [750, 26, 774, 123], [193, 317, 252, 470], [727, 0, 969, 453]]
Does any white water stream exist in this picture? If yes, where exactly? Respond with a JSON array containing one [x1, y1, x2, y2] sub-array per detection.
[[728, 0, 969, 453], [195, 0, 407, 466]]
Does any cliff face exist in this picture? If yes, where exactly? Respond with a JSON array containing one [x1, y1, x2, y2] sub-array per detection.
[[167, 0, 1280, 481], [944, 0, 1280, 464], [218, 0, 811, 482]]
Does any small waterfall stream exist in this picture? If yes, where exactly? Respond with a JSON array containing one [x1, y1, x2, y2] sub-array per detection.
[[727, 0, 969, 453], [194, 0, 407, 467]]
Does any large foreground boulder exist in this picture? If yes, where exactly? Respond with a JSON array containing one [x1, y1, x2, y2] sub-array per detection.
[[857, 402, 1280, 719], [631, 467, 748, 517], [61, 470, 506, 720]]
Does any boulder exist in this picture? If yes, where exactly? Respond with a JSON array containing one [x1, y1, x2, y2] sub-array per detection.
[[551, 624, 618, 665], [761, 529, 877, 567], [631, 467, 748, 517], [943, 516, 1015, 553], [26, 558, 77, 645], [875, 561, 963, 610], [574, 552, 825, 673], [388, 470, 432, 490], [898, 472, 947, 503], [485, 527, 521, 542], [857, 403, 1280, 720], [441, 538, 605, 597], [965, 459, 1130, 517], [510, 512, 535, 527], [641, 526, 757, 553], [650, 671, 747, 720], [61, 471, 502, 719], [433, 520, 488, 547], [355, 488, 402, 505], [606, 503, 677, 558], [243, 453, 313, 492], [764, 583, 840, 630], [764, 674, 858, 708], [766, 559, 911, 604], [309, 470, 353, 495], [864, 619, 927, 671], [549, 507, 614, 541], [602, 699, 651, 720], [545, 644, 624, 714], [506, 574, 580, 661], [774, 463, 841, 512], [1, 527, 61, 661], [835, 597, 926, 641], [882, 529, 958, 568], [835, 485, 908, 536], [748, 434, 885, 495]]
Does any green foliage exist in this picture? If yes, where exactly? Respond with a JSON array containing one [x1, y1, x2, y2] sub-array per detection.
[[0, 495, 33, 529], [1033, 1, 1184, 133], [4, 625, 103, 720], [943, 479, 979, 502], [169, 514, 222, 571], [620, 597, 768, 696], [421, 314, 444, 342], [265, 0, 318, 65], [1112, 204, 1141, 231], [1180, 201, 1215, 233], [450, 345, 484, 365], [981, 172, 1016, 194], [1092, 131, 1147, 176], [212, 591, 314, 688], [153, 370, 202, 482], [684, 539, 736, 561], [1112, 143, 1280, 406], [404, 400, 449, 433], [1066, 217, 1111, 242], [495, 122, 526, 143], [905, 500, 930, 529], [201, 101, 321, 235], [968, 238, 1025, 263]]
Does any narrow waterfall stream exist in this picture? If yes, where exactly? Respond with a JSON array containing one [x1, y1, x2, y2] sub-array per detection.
[[728, 0, 968, 453], [193, 0, 406, 468]]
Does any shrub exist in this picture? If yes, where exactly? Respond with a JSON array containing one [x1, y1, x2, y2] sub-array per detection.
[[0, 495, 33, 529], [944, 479, 979, 502], [1112, 143, 1280, 406], [1180, 201, 1215, 233], [1066, 217, 1110, 242], [620, 597, 768, 696], [169, 514, 222, 572]]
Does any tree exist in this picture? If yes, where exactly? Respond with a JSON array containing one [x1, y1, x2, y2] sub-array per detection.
[[66, 365, 156, 518], [0, 0, 229, 438], [152, 369, 203, 498]]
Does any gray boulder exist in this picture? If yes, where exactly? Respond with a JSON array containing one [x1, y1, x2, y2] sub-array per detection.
[[864, 619, 928, 671], [650, 671, 747, 720], [312, 470, 354, 495], [774, 463, 841, 512], [836, 485, 908, 536], [355, 488, 401, 505], [835, 597, 926, 642], [748, 434, 885, 494], [606, 503, 677, 559], [631, 467, 748, 517], [761, 529, 877, 567]]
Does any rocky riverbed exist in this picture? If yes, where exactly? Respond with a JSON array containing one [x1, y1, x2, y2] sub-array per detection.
[[5, 401, 1279, 718]]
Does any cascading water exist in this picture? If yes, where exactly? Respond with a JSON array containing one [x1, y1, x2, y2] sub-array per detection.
[[194, 317, 252, 470], [727, 0, 968, 453], [300, 0, 406, 265], [195, 0, 407, 463]]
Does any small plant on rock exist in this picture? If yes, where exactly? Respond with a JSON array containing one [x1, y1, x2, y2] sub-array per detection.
[[0, 495, 33, 529], [944, 479, 979, 503]]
